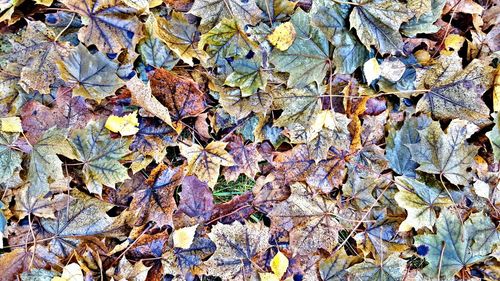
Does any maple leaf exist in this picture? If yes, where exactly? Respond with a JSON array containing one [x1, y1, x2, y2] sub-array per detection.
[[27, 128, 74, 196], [272, 83, 324, 129], [223, 135, 263, 182], [394, 176, 453, 231], [414, 209, 499, 280], [138, 26, 179, 69], [349, 0, 413, 54], [69, 120, 130, 195], [408, 119, 479, 186], [205, 221, 270, 280], [60, 0, 144, 53], [415, 54, 495, 127], [269, 10, 329, 88], [40, 191, 116, 257], [199, 17, 256, 77], [225, 55, 267, 97], [149, 68, 207, 121], [179, 141, 235, 188], [130, 164, 183, 227], [487, 113, 500, 163], [57, 44, 125, 102], [401, 0, 445, 37], [219, 89, 272, 120], [268, 183, 341, 254], [347, 254, 407, 281], [0, 132, 22, 184], [177, 175, 214, 222], [154, 12, 208, 66], [13, 184, 71, 220], [271, 144, 315, 186], [306, 155, 347, 194], [385, 115, 431, 177], [189, 0, 262, 32], [9, 20, 70, 94], [311, 0, 367, 74], [319, 248, 359, 280]]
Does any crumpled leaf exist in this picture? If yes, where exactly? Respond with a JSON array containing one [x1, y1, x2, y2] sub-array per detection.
[[57, 44, 124, 102], [414, 209, 499, 280], [205, 221, 270, 280], [189, 0, 262, 32], [60, 0, 144, 53], [270, 10, 329, 88], [69, 120, 130, 195], [349, 0, 413, 54], [408, 119, 479, 186], [268, 183, 341, 254], [9, 20, 70, 94], [415, 54, 495, 127], [394, 176, 453, 231], [179, 141, 235, 188]]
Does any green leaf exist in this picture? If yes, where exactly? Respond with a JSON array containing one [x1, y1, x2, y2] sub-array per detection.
[[349, 0, 413, 54], [269, 10, 329, 88], [189, 0, 262, 32], [415, 54, 495, 127], [311, 0, 367, 74], [225, 56, 267, 97], [486, 112, 500, 163], [60, 0, 143, 53], [0, 132, 22, 184], [386, 115, 431, 177], [414, 209, 499, 280], [57, 44, 124, 102], [401, 0, 445, 37], [394, 176, 453, 231], [70, 120, 130, 195], [40, 190, 116, 257], [408, 119, 479, 186], [347, 254, 407, 281]]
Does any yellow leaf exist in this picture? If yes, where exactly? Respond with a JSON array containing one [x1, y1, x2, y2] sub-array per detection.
[[52, 263, 84, 281], [105, 111, 139, 136], [34, 0, 53, 6], [259, 273, 280, 281], [493, 66, 500, 112], [0, 117, 23, 133], [267, 22, 296, 51], [173, 224, 198, 249], [363, 58, 380, 84], [444, 34, 465, 52], [271, 251, 289, 279], [414, 49, 431, 65]]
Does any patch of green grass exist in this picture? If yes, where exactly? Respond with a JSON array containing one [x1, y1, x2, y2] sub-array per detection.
[[212, 175, 255, 203]]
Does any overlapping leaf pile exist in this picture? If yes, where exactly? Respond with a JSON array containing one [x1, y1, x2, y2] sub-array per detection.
[[0, 0, 499, 280]]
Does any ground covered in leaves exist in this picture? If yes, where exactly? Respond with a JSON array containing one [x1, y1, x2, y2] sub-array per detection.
[[0, 0, 499, 280]]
